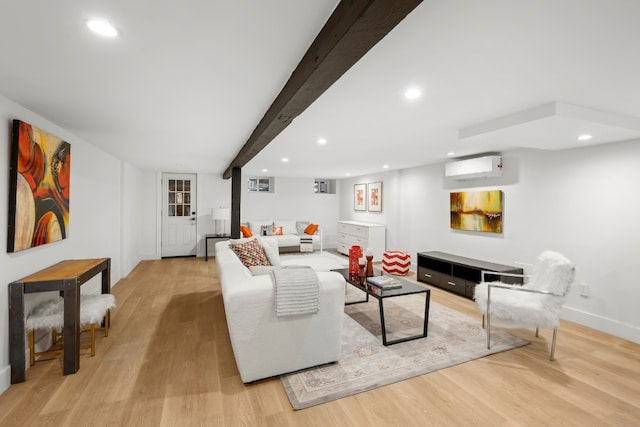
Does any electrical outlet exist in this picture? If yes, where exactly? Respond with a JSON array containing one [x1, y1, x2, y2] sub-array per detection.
[[579, 283, 590, 297]]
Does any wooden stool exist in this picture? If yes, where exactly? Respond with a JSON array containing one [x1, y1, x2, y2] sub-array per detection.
[[26, 294, 116, 366], [26, 298, 65, 366]]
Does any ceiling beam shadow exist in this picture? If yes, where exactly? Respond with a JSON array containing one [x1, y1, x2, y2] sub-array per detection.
[[223, 0, 422, 179]]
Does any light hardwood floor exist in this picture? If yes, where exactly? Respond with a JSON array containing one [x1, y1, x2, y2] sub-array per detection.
[[1, 256, 638, 426]]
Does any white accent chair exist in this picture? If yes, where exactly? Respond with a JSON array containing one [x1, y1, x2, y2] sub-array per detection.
[[474, 251, 576, 360]]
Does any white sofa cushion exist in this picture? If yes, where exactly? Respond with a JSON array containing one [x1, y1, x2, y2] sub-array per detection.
[[248, 220, 273, 236], [259, 237, 281, 266], [274, 220, 297, 235]]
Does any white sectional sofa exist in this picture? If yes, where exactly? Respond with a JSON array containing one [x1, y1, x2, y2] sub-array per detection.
[[215, 238, 345, 383], [244, 220, 322, 253]]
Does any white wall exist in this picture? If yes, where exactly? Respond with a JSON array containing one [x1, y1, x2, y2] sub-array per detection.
[[338, 140, 640, 343], [242, 176, 340, 246], [0, 94, 146, 393]]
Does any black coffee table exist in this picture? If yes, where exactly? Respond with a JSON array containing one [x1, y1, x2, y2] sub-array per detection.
[[332, 268, 431, 346]]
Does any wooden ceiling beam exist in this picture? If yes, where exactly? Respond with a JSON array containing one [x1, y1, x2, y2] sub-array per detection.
[[223, 0, 422, 178]]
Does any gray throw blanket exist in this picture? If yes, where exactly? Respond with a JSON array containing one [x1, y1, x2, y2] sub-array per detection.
[[271, 266, 319, 317]]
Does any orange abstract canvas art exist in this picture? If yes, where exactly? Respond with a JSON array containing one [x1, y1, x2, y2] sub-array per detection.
[[7, 120, 71, 252]]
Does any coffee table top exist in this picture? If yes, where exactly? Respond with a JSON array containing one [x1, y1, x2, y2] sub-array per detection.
[[332, 268, 429, 298]]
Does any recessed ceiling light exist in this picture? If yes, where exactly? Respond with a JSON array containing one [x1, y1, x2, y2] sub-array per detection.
[[87, 19, 119, 37], [261, 169, 268, 173], [281, 157, 289, 162], [404, 87, 422, 100], [447, 152, 456, 156], [382, 164, 389, 169], [345, 173, 351, 177], [577, 134, 593, 141], [317, 138, 327, 145]]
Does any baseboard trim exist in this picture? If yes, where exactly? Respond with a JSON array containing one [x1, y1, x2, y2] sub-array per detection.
[[563, 306, 640, 344], [0, 364, 11, 396]]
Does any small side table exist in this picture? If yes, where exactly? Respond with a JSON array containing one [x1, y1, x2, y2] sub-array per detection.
[[9, 258, 111, 383], [205, 234, 230, 261]]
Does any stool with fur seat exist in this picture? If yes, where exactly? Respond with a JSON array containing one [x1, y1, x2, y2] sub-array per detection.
[[26, 293, 116, 366]]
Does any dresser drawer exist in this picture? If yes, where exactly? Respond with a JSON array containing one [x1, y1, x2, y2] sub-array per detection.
[[339, 222, 369, 239], [417, 267, 446, 287], [417, 267, 466, 295], [337, 243, 349, 255], [339, 233, 367, 248]]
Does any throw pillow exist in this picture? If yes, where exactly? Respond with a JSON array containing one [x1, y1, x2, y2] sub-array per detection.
[[229, 237, 271, 268], [274, 220, 297, 235], [240, 225, 252, 238], [296, 221, 310, 235], [272, 226, 284, 235], [249, 220, 273, 236], [261, 225, 274, 236], [304, 223, 319, 235]]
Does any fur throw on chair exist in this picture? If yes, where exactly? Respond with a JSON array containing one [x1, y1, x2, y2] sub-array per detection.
[[474, 250, 576, 330], [26, 294, 116, 331]]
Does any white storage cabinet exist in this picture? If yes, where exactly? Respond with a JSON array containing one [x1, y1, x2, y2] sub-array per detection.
[[337, 221, 386, 261]]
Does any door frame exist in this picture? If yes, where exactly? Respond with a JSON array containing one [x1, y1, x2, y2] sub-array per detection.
[[160, 172, 198, 258]]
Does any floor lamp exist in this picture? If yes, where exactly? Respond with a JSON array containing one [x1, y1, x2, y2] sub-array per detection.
[[212, 208, 230, 237]]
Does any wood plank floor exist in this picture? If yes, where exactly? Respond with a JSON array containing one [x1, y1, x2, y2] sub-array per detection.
[[1, 256, 638, 426]]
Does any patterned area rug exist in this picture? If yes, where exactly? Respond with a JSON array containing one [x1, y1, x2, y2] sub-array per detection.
[[280, 287, 529, 410]]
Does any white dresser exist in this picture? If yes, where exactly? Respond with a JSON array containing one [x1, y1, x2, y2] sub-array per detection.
[[337, 221, 386, 261]]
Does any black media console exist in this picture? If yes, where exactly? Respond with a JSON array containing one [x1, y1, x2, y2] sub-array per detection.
[[417, 251, 524, 299]]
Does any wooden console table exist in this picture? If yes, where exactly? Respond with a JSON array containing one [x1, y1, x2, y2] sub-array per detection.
[[9, 258, 111, 383]]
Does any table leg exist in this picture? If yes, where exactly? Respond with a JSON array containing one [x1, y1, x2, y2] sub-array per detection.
[[423, 291, 430, 337], [205, 237, 209, 261], [101, 260, 111, 328], [63, 279, 81, 375], [9, 282, 26, 384], [380, 292, 430, 346], [379, 298, 388, 346]]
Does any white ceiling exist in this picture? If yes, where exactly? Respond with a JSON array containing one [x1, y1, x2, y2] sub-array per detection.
[[2, 0, 640, 179]]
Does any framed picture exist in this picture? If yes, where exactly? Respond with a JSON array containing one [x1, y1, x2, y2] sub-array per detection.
[[8, 120, 71, 252], [368, 182, 382, 212], [450, 190, 503, 233], [354, 183, 366, 211]]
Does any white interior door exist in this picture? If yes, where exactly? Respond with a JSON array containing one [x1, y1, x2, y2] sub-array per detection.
[[161, 173, 197, 257]]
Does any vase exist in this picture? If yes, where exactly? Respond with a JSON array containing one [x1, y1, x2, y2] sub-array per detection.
[[349, 246, 362, 279], [365, 255, 374, 277]]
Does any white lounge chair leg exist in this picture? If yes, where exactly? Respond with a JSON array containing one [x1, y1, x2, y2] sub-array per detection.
[[486, 288, 492, 349], [550, 327, 558, 361]]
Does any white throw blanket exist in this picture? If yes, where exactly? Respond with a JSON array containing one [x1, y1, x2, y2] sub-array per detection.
[[271, 266, 319, 317]]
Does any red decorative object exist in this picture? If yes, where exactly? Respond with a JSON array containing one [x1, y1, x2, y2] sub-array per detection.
[[349, 246, 363, 279], [382, 250, 411, 275], [365, 255, 374, 277]]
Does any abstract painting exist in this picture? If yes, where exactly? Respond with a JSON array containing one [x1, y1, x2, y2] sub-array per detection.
[[450, 190, 502, 233], [354, 183, 366, 211], [7, 120, 71, 252], [367, 182, 382, 212]]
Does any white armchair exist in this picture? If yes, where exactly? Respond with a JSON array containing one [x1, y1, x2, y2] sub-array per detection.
[[474, 251, 576, 360]]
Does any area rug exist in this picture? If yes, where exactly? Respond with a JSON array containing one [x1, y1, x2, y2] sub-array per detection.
[[280, 288, 529, 410]]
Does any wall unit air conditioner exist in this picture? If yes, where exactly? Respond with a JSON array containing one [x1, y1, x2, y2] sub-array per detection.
[[445, 155, 502, 180]]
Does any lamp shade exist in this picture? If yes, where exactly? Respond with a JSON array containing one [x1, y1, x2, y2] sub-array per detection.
[[212, 208, 230, 220]]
